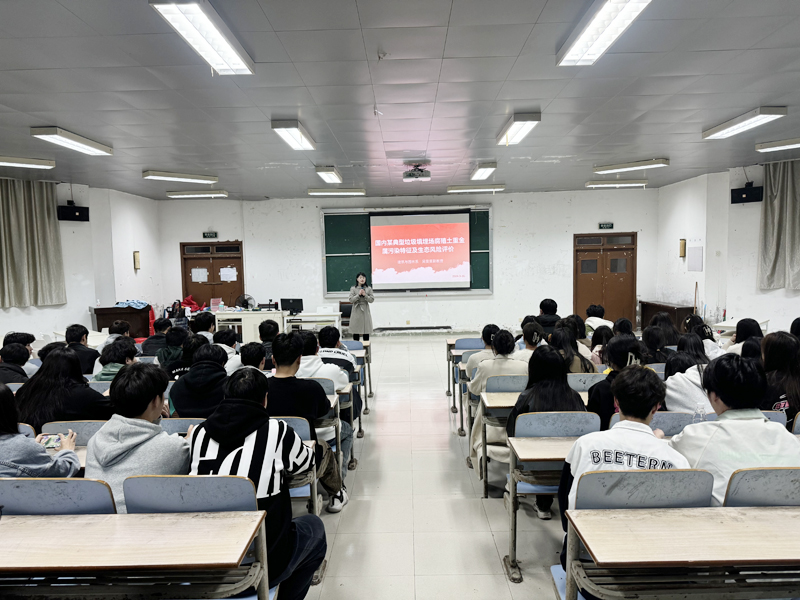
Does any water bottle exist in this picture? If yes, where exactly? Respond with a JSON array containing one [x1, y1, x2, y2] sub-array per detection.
[[693, 403, 706, 424]]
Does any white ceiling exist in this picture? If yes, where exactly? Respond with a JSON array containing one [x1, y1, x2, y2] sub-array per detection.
[[1, 0, 800, 200]]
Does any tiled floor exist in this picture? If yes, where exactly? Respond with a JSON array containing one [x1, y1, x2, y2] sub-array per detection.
[[295, 334, 563, 600]]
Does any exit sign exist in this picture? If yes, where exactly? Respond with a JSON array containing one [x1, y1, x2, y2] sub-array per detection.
[[203, 231, 218, 239], [599, 222, 614, 230]]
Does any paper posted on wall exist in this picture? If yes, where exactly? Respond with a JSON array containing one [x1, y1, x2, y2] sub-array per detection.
[[191, 268, 208, 283], [220, 267, 238, 282]]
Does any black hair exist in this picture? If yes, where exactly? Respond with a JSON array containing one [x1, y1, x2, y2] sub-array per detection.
[[491, 329, 516, 356], [99, 337, 137, 366], [702, 354, 766, 409], [0, 382, 19, 435], [153, 318, 172, 333], [193, 343, 228, 366], [611, 364, 666, 420], [108, 320, 130, 336], [520, 315, 537, 329], [649, 312, 681, 346], [590, 326, 613, 352], [37, 341, 66, 363], [65, 324, 89, 344], [166, 326, 190, 348], [300, 330, 318, 356], [182, 334, 209, 363], [604, 335, 643, 371], [540, 298, 557, 316], [521, 322, 544, 348], [613, 318, 633, 336], [741, 337, 763, 361], [664, 353, 700, 380], [258, 319, 279, 343], [641, 326, 671, 364], [693, 324, 716, 342], [525, 345, 568, 389], [762, 332, 800, 416], [556, 316, 585, 341], [110, 362, 169, 418], [355, 272, 369, 285], [0, 343, 30, 366], [240, 342, 267, 368], [586, 305, 605, 319], [735, 318, 763, 344], [677, 333, 709, 365], [682, 314, 704, 334], [213, 329, 238, 348], [272, 332, 304, 367], [15, 347, 85, 430], [193, 312, 216, 333], [225, 367, 269, 405], [3, 332, 35, 347], [481, 324, 500, 346], [549, 328, 594, 373], [318, 326, 340, 348], [791, 317, 800, 340], [572, 314, 587, 339]]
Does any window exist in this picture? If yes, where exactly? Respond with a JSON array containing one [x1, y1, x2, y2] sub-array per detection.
[[610, 258, 627, 273], [577, 237, 602, 246], [184, 246, 212, 254], [581, 259, 598, 274], [605, 235, 633, 245], [215, 245, 241, 254]]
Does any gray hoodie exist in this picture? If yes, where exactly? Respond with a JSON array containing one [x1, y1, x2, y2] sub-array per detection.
[[85, 414, 190, 513]]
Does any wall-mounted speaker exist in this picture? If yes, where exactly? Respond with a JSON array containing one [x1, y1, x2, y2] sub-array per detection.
[[730, 183, 763, 204], [57, 204, 90, 221]]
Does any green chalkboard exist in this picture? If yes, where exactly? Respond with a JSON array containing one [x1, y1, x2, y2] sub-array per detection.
[[470, 210, 490, 251], [326, 255, 372, 293], [324, 214, 370, 255], [471, 252, 490, 289]]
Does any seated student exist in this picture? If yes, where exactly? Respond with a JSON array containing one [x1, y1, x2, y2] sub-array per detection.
[[663, 353, 711, 414], [36, 341, 65, 363], [142, 318, 172, 356], [0, 382, 80, 478], [641, 326, 673, 365], [3, 331, 39, 377], [259, 319, 280, 363], [268, 332, 347, 512], [555, 317, 594, 362], [65, 323, 101, 375], [15, 347, 113, 433], [156, 326, 189, 371], [512, 322, 545, 364], [792, 318, 800, 340], [612, 317, 634, 337], [317, 325, 363, 425], [760, 332, 800, 432], [188, 369, 326, 600], [723, 318, 763, 355], [559, 366, 690, 554], [169, 344, 228, 418], [677, 332, 709, 365], [0, 343, 30, 384], [465, 324, 500, 380], [549, 328, 595, 374], [296, 331, 355, 478], [95, 320, 131, 354], [86, 363, 191, 513], [213, 329, 244, 376], [507, 345, 586, 520], [741, 337, 763, 361], [94, 338, 138, 382], [240, 341, 269, 374], [589, 325, 613, 366], [167, 334, 208, 380], [584, 305, 614, 336], [535, 298, 561, 335], [682, 314, 704, 335], [668, 354, 800, 505], [191, 312, 216, 343], [694, 324, 725, 360], [587, 335, 643, 430], [649, 311, 681, 346], [572, 314, 591, 349]]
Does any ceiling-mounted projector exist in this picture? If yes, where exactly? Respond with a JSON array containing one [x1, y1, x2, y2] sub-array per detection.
[[402, 164, 431, 182]]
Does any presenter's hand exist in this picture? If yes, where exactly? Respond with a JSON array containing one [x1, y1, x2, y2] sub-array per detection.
[[359, 289, 366, 296]]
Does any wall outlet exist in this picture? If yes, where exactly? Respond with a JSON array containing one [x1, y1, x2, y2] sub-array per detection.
[[406, 320, 410, 325]]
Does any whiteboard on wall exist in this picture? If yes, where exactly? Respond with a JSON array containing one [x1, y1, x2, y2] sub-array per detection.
[[687, 246, 703, 272]]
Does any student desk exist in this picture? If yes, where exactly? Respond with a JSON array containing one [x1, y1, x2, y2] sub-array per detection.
[[215, 310, 286, 343], [0, 511, 270, 599], [361, 340, 374, 398], [351, 349, 370, 414], [564, 506, 800, 600], [46, 446, 88, 470], [479, 392, 518, 498], [445, 339, 458, 397], [450, 348, 468, 416], [284, 312, 342, 333], [712, 317, 771, 337]]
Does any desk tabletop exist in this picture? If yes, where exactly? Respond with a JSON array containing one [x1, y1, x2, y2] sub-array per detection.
[[351, 349, 366, 359], [337, 382, 352, 395], [508, 437, 577, 462], [481, 392, 519, 409], [326, 395, 339, 408], [567, 507, 800, 568], [361, 340, 370, 348], [47, 446, 87, 469], [446, 338, 457, 346], [0, 511, 264, 573]]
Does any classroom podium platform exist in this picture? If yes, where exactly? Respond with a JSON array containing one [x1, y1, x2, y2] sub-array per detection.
[[90, 305, 151, 338]]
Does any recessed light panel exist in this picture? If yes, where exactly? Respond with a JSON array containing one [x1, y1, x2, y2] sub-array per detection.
[[496, 114, 540, 146], [143, 171, 218, 184], [703, 107, 787, 140], [272, 120, 316, 150], [0, 156, 55, 169], [167, 190, 228, 198], [593, 159, 669, 174], [447, 184, 505, 194], [30, 127, 113, 156], [755, 138, 800, 153], [316, 167, 343, 184], [307, 188, 366, 196], [470, 163, 497, 180], [585, 180, 647, 188]]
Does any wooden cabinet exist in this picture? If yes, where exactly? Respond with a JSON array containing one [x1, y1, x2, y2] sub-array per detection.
[[640, 301, 694, 331], [90, 305, 151, 338]]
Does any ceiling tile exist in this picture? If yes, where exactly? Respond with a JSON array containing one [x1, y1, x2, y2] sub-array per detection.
[[308, 85, 375, 105], [295, 61, 371, 86], [507, 54, 579, 81], [449, 0, 547, 25], [111, 34, 206, 67], [376, 103, 435, 119], [678, 16, 789, 51], [373, 83, 439, 104], [559, 77, 634, 98], [608, 19, 705, 54], [379, 119, 432, 131], [640, 0, 735, 20], [0, 0, 98, 37], [432, 101, 494, 118], [59, 0, 174, 35], [752, 16, 800, 49], [363, 28, 448, 60], [497, 79, 568, 100], [436, 82, 504, 102], [179, 87, 255, 108], [230, 63, 306, 88], [439, 57, 516, 82], [537, 0, 593, 23], [444, 25, 533, 58], [258, 0, 360, 30], [236, 31, 292, 62], [277, 30, 366, 62], [648, 51, 741, 77], [241, 86, 317, 107], [368, 59, 443, 84], [621, 76, 702, 96], [356, 0, 453, 28], [208, 0, 273, 32]]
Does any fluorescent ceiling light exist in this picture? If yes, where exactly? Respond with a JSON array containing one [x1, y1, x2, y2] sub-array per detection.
[[703, 107, 787, 140], [30, 127, 113, 156], [143, 170, 218, 184], [496, 114, 540, 145], [150, 1, 254, 75], [557, 0, 653, 66], [470, 162, 497, 180], [755, 137, 800, 153], [272, 120, 316, 150], [307, 188, 366, 196], [447, 184, 505, 194], [166, 190, 228, 198], [593, 158, 669, 174], [316, 167, 342, 184], [585, 180, 647, 188], [0, 156, 55, 169]]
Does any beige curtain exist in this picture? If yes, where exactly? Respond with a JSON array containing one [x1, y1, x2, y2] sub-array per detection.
[[758, 160, 800, 290], [0, 179, 66, 307]]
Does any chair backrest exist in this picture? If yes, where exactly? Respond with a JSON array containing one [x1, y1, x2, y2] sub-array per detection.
[[665, 345, 677, 352], [461, 350, 480, 365], [575, 470, 714, 510], [794, 418, 800, 435], [568, 372, 606, 392], [517, 339, 525, 350], [455, 337, 484, 350], [88, 381, 111, 394], [137, 356, 156, 364], [270, 416, 311, 440], [342, 339, 362, 351], [650, 412, 694, 436], [307, 376, 335, 395], [485, 375, 527, 393], [596, 364, 608, 373], [17, 423, 35, 438], [339, 301, 353, 319], [160, 418, 204, 435], [762, 410, 788, 426], [515, 412, 601, 438], [650, 363, 666, 373], [7, 383, 24, 393], [124, 475, 257, 514], [724, 468, 800, 507], [165, 380, 175, 400], [0, 478, 116, 515], [41, 420, 106, 446]]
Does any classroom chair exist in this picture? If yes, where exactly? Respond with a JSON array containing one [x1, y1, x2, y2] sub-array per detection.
[[339, 340, 368, 413], [724, 467, 800, 507], [595, 364, 608, 373], [160, 418, 204, 435], [650, 363, 666, 374], [7, 383, 24, 393], [454, 337, 484, 350], [88, 381, 111, 394], [306, 376, 348, 466], [17, 423, 35, 438], [485, 375, 527, 393], [342, 340, 362, 351], [455, 349, 481, 436], [794, 419, 800, 435], [567, 373, 606, 392], [467, 366, 480, 433], [137, 356, 156, 364], [608, 412, 694, 436], [0, 478, 116, 515], [270, 416, 322, 516], [665, 345, 678, 352], [762, 410, 788, 426], [41, 420, 106, 446]]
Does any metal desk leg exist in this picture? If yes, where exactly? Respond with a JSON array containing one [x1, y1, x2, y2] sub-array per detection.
[[457, 380, 466, 436], [482, 417, 489, 498], [366, 346, 374, 398], [451, 362, 458, 413], [446, 349, 452, 396], [361, 365, 370, 415], [565, 521, 580, 600], [336, 412, 343, 478], [354, 388, 364, 439], [503, 462, 522, 582], [254, 521, 269, 600]]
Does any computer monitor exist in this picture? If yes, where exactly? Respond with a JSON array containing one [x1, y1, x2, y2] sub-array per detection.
[[281, 298, 304, 316]]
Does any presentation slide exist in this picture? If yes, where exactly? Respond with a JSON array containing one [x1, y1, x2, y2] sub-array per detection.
[[370, 213, 470, 290]]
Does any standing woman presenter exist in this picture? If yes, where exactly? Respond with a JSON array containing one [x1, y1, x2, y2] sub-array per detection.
[[349, 272, 374, 341]]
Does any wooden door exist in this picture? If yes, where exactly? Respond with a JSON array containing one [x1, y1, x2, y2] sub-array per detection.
[[181, 241, 244, 308], [573, 233, 637, 324], [212, 256, 244, 307], [603, 249, 636, 323], [575, 250, 604, 314], [183, 255, 217, 307]]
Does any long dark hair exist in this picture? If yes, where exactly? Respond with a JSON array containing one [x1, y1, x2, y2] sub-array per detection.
[[677, 333, 709, 365], [590, 326, 613, 352], [0, 382, 19, 435], [762, 332, 800, 414], [15, 347, 85, 430], [641, 326, 671, 364], [682, 314, 704, 334], [664, 353, 700, 380], [518, 346, 585, 412], [355, 271, 369, 287], [549, 328, 594, 373], [649, 312, 681, 345], [735, 318, 763, 344]]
